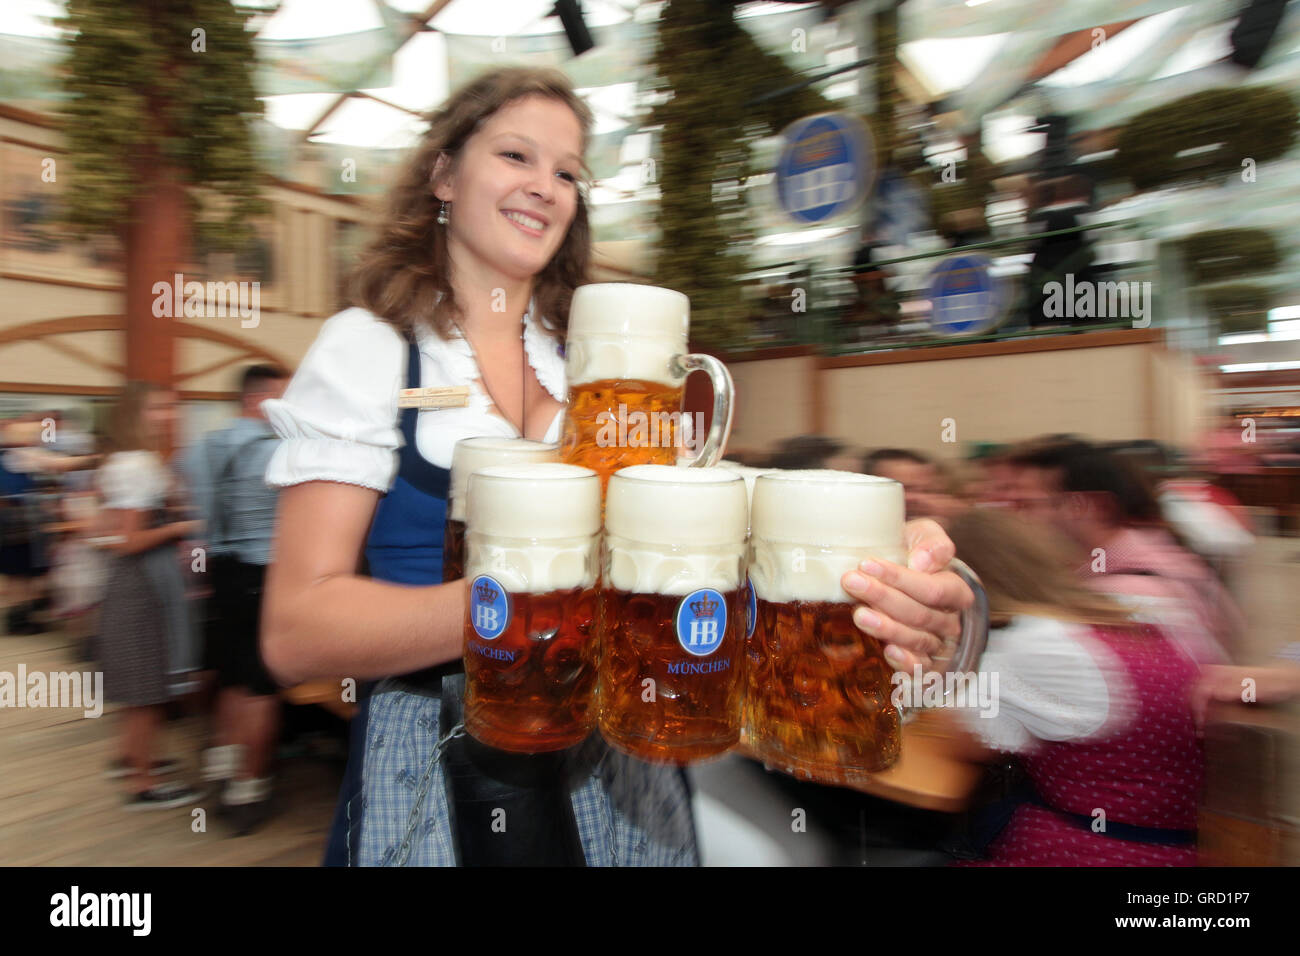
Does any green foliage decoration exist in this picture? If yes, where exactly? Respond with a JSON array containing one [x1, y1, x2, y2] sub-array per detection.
[[1203, 283, 1273, 334], [1114, 86, 1297, 191], [649, 0, 836, 349], [58, 0, 268, 253], [1179, 228, 1280, 285]]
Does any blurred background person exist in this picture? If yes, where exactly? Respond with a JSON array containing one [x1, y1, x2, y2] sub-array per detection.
[[1005, 437, 1239, 665], [182, 364, 289, 833], [864, 447, 969, 521], [945, 508, 1204, 865], [95, 383, 203, 809], [0, 418, 50, 634], [765, 433, 847, 470]]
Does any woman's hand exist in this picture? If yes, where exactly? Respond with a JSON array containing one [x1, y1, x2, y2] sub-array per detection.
[[171, 519, 202, 540], [1191, 662, 1300, 734], [839, 518, 974, 673]]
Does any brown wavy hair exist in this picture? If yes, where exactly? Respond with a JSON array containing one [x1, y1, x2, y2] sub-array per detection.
[[350, 67, 594, 340]]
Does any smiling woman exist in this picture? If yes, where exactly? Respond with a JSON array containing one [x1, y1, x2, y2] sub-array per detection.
[[259, 68, 698, 868]]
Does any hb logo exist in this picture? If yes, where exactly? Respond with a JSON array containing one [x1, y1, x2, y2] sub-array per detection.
[[470, 575, 510, 640], [676, 588, 727, 657]]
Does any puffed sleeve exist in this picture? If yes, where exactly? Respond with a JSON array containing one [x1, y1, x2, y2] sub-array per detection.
[[953, 616, 1116, 753], [262, 307, 405, 493], [98, 452, 167, 509]]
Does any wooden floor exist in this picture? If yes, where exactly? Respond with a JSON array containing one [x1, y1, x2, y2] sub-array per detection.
[[0, 623, 341, 866]]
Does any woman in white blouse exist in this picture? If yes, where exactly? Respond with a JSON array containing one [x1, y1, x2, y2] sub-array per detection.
[[96, 384, 202, 810], [944, 510, 1205, 865], [260, 67, 975, 866]]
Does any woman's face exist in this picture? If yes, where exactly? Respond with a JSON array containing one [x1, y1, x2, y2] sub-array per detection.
[[436, 94, 584, 285], [142, 390, 175, 442]]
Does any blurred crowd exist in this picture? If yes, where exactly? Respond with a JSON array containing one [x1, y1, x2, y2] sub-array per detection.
[[0, 365, 346, 833], [5, 377, 1299, 861], [721, 431, 1300, 864]]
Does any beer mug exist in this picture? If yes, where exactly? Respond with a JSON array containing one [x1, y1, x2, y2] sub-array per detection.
[[463, 463, 602, 752], [443, 437, 558, 582], [746, 470, 986, 781], [559, 283, 734, 489], [599, 465, 749, 763]]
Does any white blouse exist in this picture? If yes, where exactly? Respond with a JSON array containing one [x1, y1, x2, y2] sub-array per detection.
[[98, 451, 171, 510], [263, 306, 568, 492], [954, 614, 1135, 754]]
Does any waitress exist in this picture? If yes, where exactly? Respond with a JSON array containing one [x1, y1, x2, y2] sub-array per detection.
[[261, 67, 974, 866]]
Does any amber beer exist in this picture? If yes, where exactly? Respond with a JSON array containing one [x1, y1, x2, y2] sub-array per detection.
[[559, 283, 735, 490], [443, 437, 558, 583], [462, 463, 601, 752], [746, 471, 908, 780], [599, 465, 748, 763]]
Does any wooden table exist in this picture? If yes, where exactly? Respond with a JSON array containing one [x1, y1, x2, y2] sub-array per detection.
[[743, 710, 986, 814]]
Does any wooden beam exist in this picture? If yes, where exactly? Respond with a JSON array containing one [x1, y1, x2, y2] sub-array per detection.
[[34, 336, 124, 376], [177, 351, 260, 385], [819, 327, 1164, 370], [1025, 19, 1141, 84]]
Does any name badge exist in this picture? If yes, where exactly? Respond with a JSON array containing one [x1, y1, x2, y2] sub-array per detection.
[[398, 386, 471, 410]]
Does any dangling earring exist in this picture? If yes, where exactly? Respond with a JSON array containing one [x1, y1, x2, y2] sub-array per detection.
[[437, 200, 449, 225]]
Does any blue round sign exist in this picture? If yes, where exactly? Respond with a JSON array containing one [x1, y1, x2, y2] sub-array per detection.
[[675, 588, 728, 657], [925, 253, 1007, 336], [775, 112, 875, 225], [469, 575, 511, 640]]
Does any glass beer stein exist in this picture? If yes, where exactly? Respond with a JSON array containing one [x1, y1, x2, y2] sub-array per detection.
[[559, 283, 734, 490], [598, 465, 749, 763], [462, 463, 602, 752], [443, 437, 559, 583], [746, 470, 987, 781]]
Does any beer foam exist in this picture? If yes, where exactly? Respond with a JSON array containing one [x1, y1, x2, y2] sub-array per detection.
[[605, 537, 745, 595], [604, 464, 748, 595], [565, 283, 690, 386], [449, 437, 558, 521], [749, 470, 905, 604], [465, 464, 601, 593], [715, 461, 778, 509]]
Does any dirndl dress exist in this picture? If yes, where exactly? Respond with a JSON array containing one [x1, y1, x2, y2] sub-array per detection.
[[338, 336, 699, 866]]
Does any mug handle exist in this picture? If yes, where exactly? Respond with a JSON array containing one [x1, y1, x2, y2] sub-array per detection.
[[894, 556, 988, 721], [941, 557, 989, 699], [671, 353, 734, 468]]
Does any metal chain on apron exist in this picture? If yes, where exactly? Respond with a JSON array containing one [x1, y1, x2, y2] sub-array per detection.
[[394, 719, 467, 866]]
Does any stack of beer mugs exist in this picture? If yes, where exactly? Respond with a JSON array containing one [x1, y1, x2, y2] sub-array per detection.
[[451, 283, 983, 780]]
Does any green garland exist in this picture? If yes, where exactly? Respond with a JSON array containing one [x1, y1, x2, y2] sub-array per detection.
[[1180, 228, 1280, 285], [650, 0, 834, 348], [1114, 86, 1297, 190], [58, 0, 267, 252], [1203, 283, 1273, 334]]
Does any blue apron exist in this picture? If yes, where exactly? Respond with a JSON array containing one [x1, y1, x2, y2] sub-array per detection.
[[324, 335, 699, 867], [323, 335, 452, 865]]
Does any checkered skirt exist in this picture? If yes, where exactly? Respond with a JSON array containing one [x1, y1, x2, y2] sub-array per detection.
[[357, 681, 699, 867]]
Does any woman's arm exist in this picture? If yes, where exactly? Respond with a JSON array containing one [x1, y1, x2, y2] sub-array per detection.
[[261, 480, 467, 687], [103, 508, 198, 556]]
